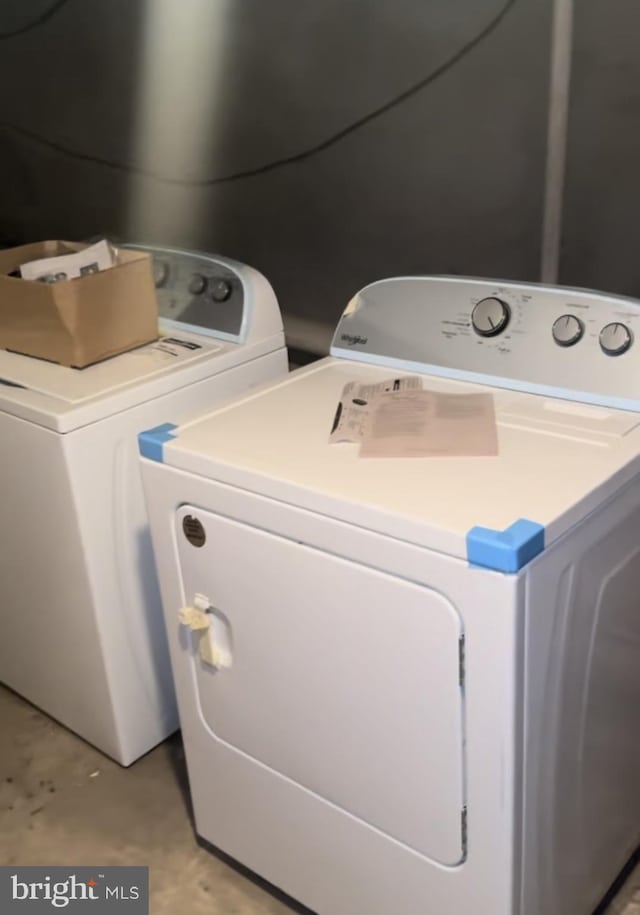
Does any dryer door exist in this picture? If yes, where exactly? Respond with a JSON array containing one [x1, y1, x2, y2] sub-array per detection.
[[175, 505, 466, 866]]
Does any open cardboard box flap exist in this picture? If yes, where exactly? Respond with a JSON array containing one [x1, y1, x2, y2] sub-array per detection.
[[0, 240, 159, 368]]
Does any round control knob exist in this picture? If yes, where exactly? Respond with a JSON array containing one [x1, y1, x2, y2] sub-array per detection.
[[153, 259, 169, 288], [552, 314, 584, 347], [471, 297, 510, 337], [211, 278, 232, 302], [600, 322, 633, 356], [188, 273, 207, 295]]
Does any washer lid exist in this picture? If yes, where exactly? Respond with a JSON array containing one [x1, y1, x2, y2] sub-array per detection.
[[149, 359, 640, 570], [0, 334, 223, 404], [0, 331, 229, 432]]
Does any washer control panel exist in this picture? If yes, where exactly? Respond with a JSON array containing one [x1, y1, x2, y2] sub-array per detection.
[[122, 243, 246, 340], [331, 276, 640, 410]]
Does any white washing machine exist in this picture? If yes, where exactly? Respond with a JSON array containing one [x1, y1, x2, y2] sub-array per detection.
[[0, 245, 287, 766], [139, 276, 640, 914]]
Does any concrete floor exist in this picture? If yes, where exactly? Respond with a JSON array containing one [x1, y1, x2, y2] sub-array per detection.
[[0, 684, 638, 915], [0, 686, 304, 914]]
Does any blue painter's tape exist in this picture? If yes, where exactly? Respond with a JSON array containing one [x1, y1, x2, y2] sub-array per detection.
[[466, 518, 545, 573], [138, 423, 179, 463]]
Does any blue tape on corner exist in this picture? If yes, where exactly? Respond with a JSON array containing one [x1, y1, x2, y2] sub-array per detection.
[[466, 519, 545, 573], [138, 422, 179, 463]]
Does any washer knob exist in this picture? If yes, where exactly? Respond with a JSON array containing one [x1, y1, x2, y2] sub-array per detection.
[[211, 278, 232, 302], [153, 259, 169, 288], [471, 297, 510, 337], [599, 322, 632, 356], [552, 314, 584, 347], [188, 273, 207, 295]]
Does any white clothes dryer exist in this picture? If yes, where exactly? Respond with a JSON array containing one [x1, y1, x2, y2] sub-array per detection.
[[140, 276, 640, 913]]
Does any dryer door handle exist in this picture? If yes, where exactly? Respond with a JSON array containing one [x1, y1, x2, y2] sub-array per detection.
[[179, 595, 233, 670]]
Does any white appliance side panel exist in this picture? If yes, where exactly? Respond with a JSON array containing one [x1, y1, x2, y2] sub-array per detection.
[[521, 476, 640, 915], [142, 461, 522, 915], [65, 348, 287, 765], [176, 506, 465, 865], [0, 413, 118, 755]]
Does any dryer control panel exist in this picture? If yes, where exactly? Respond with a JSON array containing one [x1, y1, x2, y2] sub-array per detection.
[[331, 276, 640, 411], [122, 243, 246, 341]]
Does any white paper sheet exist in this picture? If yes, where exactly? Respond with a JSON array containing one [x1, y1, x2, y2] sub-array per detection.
[[19, 240, 116, 283], [329, 378, 499, 458], [329, 376, 423, 444]]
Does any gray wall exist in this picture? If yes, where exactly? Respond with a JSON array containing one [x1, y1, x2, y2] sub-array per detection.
[[1, 0, 552, 327], [560, 0, 640, 299]]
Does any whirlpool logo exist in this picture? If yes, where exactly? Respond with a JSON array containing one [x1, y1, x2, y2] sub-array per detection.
[[1, 867, 148, 913], [340, 333, 368, 346]]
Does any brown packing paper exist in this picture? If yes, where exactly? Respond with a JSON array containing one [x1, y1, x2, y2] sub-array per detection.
[[0, 241, 159, 368], [359, 390, 499, 458]]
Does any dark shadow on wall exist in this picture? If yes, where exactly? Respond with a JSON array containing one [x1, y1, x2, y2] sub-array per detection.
[[0, 0, 553, 327], [0, 0, 147, 245], [135, 0, 553, 325], [560, 0, 640, 299]]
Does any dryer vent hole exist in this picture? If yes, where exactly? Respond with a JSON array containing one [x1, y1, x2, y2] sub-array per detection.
[[183, 516, 206, 548]]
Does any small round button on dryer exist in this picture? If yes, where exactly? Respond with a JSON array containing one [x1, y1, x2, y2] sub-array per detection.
[[471, 297, 510, 337], [599, 322, 633, 356], [552, 314, 584, 347], [211, 278, 232, 302], [188, 273, 207, 295]]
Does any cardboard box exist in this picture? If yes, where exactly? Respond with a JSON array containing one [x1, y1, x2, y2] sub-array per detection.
[[0, 240, 159, 368]]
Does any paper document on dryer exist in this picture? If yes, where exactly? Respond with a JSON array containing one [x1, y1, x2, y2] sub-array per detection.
[[359, 389, 499, 458], [329, 376, 423, 444]]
